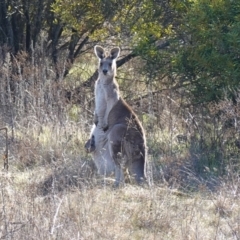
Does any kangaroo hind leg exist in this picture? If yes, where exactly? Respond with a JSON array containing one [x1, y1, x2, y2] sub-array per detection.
[[107, 124, 126, 187], [125, 142, 145, 185]]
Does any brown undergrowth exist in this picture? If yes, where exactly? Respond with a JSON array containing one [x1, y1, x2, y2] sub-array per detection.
[[0, 115, 239, 239], [0, 49, 240, 239]]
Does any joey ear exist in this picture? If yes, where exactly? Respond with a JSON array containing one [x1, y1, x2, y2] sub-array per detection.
[[110, 47, 120, 60], [94, 45, 105, 59]]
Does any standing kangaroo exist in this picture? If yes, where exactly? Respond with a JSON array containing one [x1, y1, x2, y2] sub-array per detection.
[[85, 46, 147, 186]]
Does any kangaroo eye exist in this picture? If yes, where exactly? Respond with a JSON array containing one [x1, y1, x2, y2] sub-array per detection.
[[100, 62, 103, 67], [109, 63, 112, 67]]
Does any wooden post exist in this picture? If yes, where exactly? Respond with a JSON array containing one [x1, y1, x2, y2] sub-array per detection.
[[0, 128, 8, 171]]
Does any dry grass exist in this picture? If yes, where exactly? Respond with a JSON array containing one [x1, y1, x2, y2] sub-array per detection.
[[1, 168, 240, 239], [0, 48, 240, 239], [0, 120, 239, 240]]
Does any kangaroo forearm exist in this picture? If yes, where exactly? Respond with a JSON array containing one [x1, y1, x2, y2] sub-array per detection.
[[94, 113, 99, 125]]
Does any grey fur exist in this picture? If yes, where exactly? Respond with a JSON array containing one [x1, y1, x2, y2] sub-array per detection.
[[85, 46, 147, 186]]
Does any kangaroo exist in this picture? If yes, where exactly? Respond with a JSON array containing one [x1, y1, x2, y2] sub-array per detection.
[[85, 45, 147, 186], [94, 45, 120, 131]]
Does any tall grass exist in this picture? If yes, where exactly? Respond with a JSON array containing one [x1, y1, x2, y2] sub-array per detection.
[[0, 46, 239, 239]]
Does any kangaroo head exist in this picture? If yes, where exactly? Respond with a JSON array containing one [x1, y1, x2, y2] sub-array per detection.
[[94, 45, 120, 78]]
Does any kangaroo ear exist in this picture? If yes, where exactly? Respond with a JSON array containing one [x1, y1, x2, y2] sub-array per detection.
[[94, 45, 105, 59], [110, 47, 120, 60]]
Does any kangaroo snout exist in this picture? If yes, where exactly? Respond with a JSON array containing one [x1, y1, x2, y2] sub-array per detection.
[[102, 69, 108, 75]]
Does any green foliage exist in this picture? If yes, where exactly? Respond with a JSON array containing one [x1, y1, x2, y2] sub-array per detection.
[[52, 0, 184, 46], [128, 1, 192, 82], [52, 0, 105, 31], [174, 0, 240, 103], [116, 0, 240, 104]]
